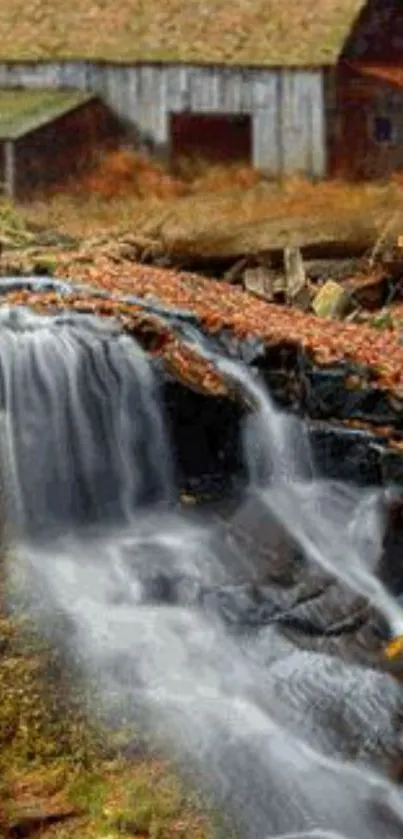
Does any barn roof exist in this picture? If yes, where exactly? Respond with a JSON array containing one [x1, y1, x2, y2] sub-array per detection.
[[0, 0, 367, 67], [0, 89, 94, 140]]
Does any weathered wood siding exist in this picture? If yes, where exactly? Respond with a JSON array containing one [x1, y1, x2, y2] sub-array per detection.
[[0, 62, 327, 176]]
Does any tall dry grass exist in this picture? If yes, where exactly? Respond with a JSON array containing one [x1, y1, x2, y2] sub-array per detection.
[[17, 149, 403, 256]]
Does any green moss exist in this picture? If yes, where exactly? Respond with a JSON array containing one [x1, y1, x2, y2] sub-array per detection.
[[0, 616, 104, 769], [0, 590, 227, 839], [0, 89, 94, 140], [0, 0, 366, 66]]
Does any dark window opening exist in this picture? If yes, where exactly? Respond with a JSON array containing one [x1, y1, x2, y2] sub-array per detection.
[[373, 116, 393, 144], [170, 112, 252, 164]]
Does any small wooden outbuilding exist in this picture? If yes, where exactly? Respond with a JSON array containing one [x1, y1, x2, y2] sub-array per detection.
[[0, 88, 124, 199], [331, 0, 403, 178]]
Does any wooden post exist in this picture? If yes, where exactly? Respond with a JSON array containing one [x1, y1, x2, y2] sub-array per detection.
[[4, 141, 15, 200]]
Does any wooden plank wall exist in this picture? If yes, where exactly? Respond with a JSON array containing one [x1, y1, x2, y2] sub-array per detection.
[[0, 61, 327, 176]]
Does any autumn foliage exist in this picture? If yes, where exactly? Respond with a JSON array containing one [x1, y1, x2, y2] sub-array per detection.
[[78, 149, 186, 200], [70, 148, 265, 201]]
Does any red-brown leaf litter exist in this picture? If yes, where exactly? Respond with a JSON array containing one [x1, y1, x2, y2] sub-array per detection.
[[50, 259, 403, 396], [5, 256, 403, 402]]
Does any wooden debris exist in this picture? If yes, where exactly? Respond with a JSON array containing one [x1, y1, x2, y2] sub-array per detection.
[[345, 272, 389, 311], [284, 246, 311, 311], [223, 257, 249, 285], [243, 265, 285, 302], [312, 280, 352, 319]]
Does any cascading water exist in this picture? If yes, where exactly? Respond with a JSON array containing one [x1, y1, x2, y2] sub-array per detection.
[[3, 305, 403, 839], [218, 357, 403, 636], [0, 307, 172, 538]]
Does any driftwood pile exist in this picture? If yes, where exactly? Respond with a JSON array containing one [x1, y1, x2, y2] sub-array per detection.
[[228, 243, 403, 324]]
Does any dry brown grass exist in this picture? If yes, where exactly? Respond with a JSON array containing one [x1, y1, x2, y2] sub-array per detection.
[[20, 154, 403, 259], [0, 0, 365, 65]]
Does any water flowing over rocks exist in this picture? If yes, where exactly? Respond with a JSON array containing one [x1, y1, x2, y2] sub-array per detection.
[[2, 276, 403, 837]]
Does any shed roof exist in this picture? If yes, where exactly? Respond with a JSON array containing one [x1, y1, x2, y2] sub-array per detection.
[[0, 0, 367, 67], [0, 89, 95, 140]]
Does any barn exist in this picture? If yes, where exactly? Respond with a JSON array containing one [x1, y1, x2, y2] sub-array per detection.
[[332, 0, 403, 178], [0, 89, 124, 199], [0, 0, 399, 183]]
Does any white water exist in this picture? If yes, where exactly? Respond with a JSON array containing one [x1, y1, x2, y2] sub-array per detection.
[[219, 357, 403, 637], [0, 307, 172, 537], [3, 308, 403, 839]]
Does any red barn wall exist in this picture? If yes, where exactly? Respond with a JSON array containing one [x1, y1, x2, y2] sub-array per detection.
[[330, 1, 403, 179], [342, 0, 403, 64], [330, 62, 403, 179]]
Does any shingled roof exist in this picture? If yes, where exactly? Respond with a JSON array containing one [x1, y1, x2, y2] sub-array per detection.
[[0, 0, 367, 67]]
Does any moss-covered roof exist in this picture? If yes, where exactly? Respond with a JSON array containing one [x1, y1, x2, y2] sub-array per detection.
[[0, 0, 367, 67], [0, 89, 94, 140]]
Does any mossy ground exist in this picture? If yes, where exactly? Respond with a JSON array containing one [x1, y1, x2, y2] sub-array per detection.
[[0, 571, 226, 839]]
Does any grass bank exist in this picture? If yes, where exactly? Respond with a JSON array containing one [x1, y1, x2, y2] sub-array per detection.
[[0, 570, 226, 839]]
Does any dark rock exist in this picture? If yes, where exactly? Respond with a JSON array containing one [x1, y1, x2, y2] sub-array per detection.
[[162, 378, 246, 497], [377, 496, 403, 597], [301, 364, 402, 426], [309, 423, 384, 485], [7, 808, 80, 839]]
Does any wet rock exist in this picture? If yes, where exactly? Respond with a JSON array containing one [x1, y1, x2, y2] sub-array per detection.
[[162, 379, 246, 498], [377, 495, 403, 597], [218, 494, 302, 585], [309, 423, 384, 485], [272, 582, 368, 638], [222, 256, 249, 285], [263, 647, 402, 770], [300, 363, 401, 426]]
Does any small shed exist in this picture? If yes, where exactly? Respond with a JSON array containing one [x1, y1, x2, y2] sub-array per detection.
[[0, 88, 124, 199]]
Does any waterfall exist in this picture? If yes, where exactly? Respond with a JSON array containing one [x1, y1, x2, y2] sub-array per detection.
[[0, 307, 172, 539], [2, 305, 403, 839]]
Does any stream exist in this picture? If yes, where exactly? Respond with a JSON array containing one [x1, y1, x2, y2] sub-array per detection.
[[1, 292, 403, 838]]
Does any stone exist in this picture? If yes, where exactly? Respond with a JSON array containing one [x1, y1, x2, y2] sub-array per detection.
[[312, 280, 352, 319]]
